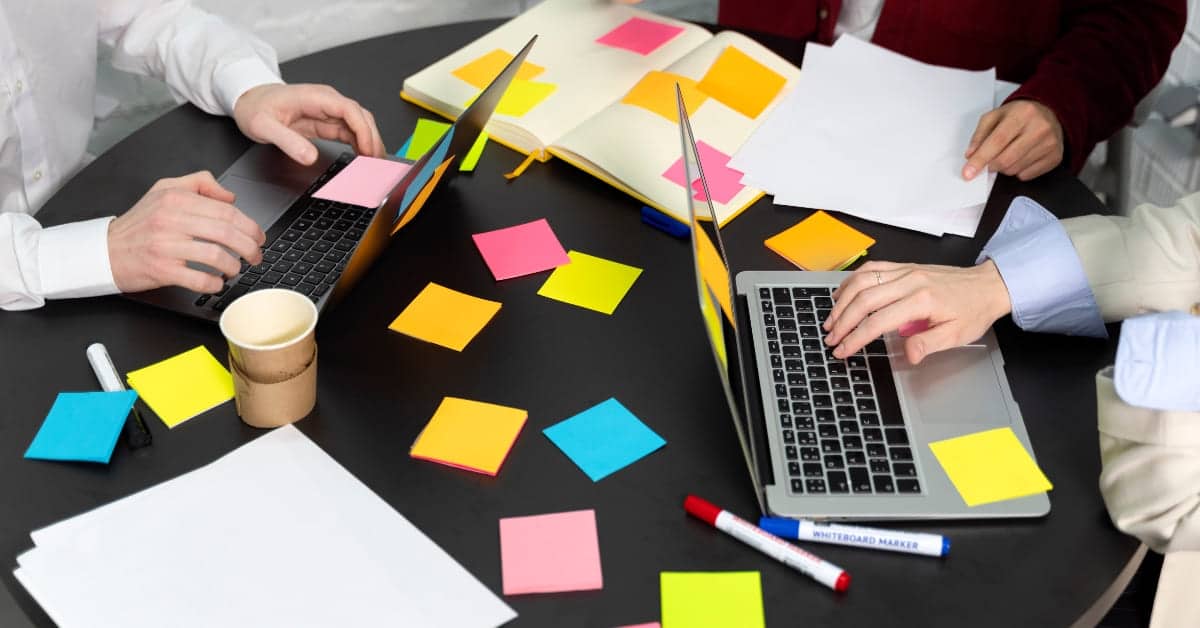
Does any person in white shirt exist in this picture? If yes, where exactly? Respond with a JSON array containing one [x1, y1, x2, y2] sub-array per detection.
[[0, 1, 386, 311]]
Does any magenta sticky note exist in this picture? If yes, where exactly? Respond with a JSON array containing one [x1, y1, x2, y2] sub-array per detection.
[[662, 141, 745, 205], [472, 218, 570, 280], [596, 17, 684, 55], [499, 509, 603, 595], [312, 156, 412, 208]]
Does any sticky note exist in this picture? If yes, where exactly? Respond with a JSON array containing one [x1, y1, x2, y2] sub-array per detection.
[[392, 157, 453, 234], [544, 398, 665, 482], [695, 226, 733, 323], [460, 132, 489, 172], [466, 80, 557, 118], [764, 210, 876, 271], [472, 218, 570, 280], [402, 119, 452, 160], [126, 346, 234, 428], [452, 49, 545, 90], [663, 141, 745, 205], [499, 509, 603, 594], [409, 396, 527, 475], [312, 156, 412, 209], [621, 71, 708, 123], [388, 282, 501, 351], [398, 127, 453, 218], [700, 284, 728, 368], [24, 391, 138, 463], [929, 427, 1053, 507], [537, 250, 642, 315], [697, 46, 786, 119], [596, 17, 684, 55], [660, 572, 764, 628]]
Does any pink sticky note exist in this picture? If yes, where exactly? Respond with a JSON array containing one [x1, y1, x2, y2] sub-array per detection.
[[662, 141, 745, 205], [596, 17, 684, 55], [899, 319, 930, 337], [499, 509, 603, 595], [313, 156, 411, 208], [472, 218, 571, 280]]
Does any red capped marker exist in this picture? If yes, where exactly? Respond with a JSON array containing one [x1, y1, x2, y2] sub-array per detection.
[[684, 495, 850, 592]]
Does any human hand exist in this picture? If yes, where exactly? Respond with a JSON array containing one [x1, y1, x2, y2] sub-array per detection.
[[107, 171, 266, 294], [822, 260, 1012, 365], [232, 83, 385, 165], [962, 100, 1064, 182]]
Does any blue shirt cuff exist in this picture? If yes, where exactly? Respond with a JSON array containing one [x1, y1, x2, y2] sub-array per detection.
[[976, 196, 1107, 338], [1115, 312, 1200, 412]]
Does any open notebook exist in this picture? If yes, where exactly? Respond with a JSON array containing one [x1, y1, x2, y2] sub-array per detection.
[[401, 0, 800, 225]]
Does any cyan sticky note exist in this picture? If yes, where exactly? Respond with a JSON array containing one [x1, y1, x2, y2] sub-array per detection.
[[543, 398, 665, 481], [397, 127, 455, 221], [25, 391, 138, 464]]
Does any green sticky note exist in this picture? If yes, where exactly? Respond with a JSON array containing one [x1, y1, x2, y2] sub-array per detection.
[[459, 132, 489, 172], [661, 572, 764, 628], [537, 250, 642, 315], [404, 119, 452, 160]]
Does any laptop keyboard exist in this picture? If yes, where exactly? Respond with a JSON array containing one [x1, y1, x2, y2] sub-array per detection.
[[758, 285, 923, 496], [194, 152, 377, 312]]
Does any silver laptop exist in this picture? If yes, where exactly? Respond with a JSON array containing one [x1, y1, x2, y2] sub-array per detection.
[[677, 88, 1049, 520], [125, 37, 539, 321]]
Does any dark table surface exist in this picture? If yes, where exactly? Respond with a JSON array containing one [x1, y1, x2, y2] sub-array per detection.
[[1, 19, 1136, 628]]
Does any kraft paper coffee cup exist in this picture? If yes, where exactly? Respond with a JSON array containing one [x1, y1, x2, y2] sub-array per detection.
[[219, 289, 317, 384], [229, 349, 317, 428]]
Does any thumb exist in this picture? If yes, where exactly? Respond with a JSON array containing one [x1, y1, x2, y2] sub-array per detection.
[[251, 115, 319, 165], [903, 323, 960, 365], [180, 171, 235, 203]]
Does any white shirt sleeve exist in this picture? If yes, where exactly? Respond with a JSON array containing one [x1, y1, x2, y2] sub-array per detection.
[[97, 0, 283, 116], [1, 214, 119, 311]]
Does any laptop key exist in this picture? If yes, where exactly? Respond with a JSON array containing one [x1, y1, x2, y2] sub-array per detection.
[[771, 355, 783, 369], [270, 241, 291, 252], [282, 273, 303, 286], [785, 359, 803, 372], [213, 285, 249, 311], [873, 476, 895, 493], [860, 412, 880, 426], [281, 230, 301, 241], [283, 250, 303, 262], [316, 218, 334, 229], [893, 462, 917, 477], [313, 241, 333, 253], [802, 339, 822, 351], [324, 249, 346, 261], [815, 409, 835, 423], [796, 300, 814, 312], [796, 429, 817, 444], [806, 479, 827, 494], [779, 331, 797, 344], [272, 261, 295, 273], [889, 446, 913, 461], [814, 296, 833, 309], [292, 262, 313, 275], [853, 384, 873, 397], [863, 428, 884, 442], [820, 440, 841, 454], [792, 402, 812, 416], [818, 425, 837, 439], [798, 313, 816, 325], [856, 398, 877, 412], [847, 356, 867, 368], [293, 239, 314, 251], [799, 326, 819, 338], [849, 467, 872, 492], [810, 380, 830, 393], [262, 250, 280, 263], [783, 346, 802, 357], [846, 451, 866, 465], [870, 459, 891, 474], [787, 373, 805, 386], [839, 421, 859, 435], [773, 369, 785, 383], [783, 431, 795, 444], [775, 306, 794, 318], [237, 274, 257, 286], [807, 366, 826, 379], [194, 294, 211, 306], [759, 288, 771, 299], [777, 399, 790, 413], [779, 413, 792, 427], [897, 479, 921, 494], [836, 406, 856, 419], [804, 353, 824, 365], [830, 376, 850, 390], [885, 428, 910, 445], [866, 443, 887, 458], [293, 282, 315, 296], [763, 313, 776, 327], [334, 219, 352, 231], [304, 251, 324, 264], [833, 391, 852, 404], [778, 319, 796, 331], [828, 363, 848, 376], [800, 447, 820, 461], [812, 394, 832, 409], [772, 288, 790, 302], [785, 445, 798, 460], [828, 471, 849, 493], [788, 462, 802, 476], [850, 369, 869, 383], [789, 388, 809, 402], [804, 462, 824, 477], [261, 271, 284, 285], [824, 455, 844, 470]]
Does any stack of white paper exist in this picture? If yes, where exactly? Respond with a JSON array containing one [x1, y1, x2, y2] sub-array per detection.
[[13, 426, 516, 628], [732, 36, 1018, 238]]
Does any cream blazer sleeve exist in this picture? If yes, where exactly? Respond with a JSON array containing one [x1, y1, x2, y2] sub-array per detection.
[[1059, 192, 1200, 553]]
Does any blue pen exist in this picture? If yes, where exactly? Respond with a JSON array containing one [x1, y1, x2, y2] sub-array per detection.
[[759, 516, 949, 557], [641, 206, 690, 238]]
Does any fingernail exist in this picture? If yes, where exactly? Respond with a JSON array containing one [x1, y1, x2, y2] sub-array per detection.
[[963, 165, 977, 179]]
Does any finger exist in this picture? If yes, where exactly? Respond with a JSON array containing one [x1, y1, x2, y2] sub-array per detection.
[[173, 239, 243, 278], [965, 109, 1002, 158], [179, 195, 266, 251], [176, 213, 264, 266], [1000, 142, 1054, 179], [184, 171, 237, 203], [253, 113, 320, 165], [831, 260, 908, 302], [827, 266, 911, 333], [834, 295, 931, 359], [989, 127, 1043, 175], [361, 108, 386, 157], [1016, 153, 1062, 182], [160, 261, 227, 294], [292, 118, 358, 147], [963, 114, 1023, 180], [826, 271, 920, 346], [308, 86, 376, 157], [903, 323, 963, 365]]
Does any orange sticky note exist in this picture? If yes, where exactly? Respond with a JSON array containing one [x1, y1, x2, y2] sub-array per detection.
[[452, 49, 545, 89], [392, 157, 454, 235], [621, 71, 709, 123], [695, 227, 734, 323], [410, 397, 528, 476], [697, 47, 786, 119], [388, 282, 501, 351], [764, 211, 875, 271]]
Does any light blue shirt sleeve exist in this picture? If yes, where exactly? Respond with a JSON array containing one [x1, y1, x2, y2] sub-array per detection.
[[976, 196, 1107, 338], [1114, 312, 1200, 412]]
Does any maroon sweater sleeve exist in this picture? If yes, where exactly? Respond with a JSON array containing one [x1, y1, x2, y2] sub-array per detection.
[[1007, 0, 1186, 174]]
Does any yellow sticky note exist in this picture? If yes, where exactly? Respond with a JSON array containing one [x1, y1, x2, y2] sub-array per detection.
[[388, 282, 501, 351], [695, 226, 734, 323], [697, 46, 786, 119], [465, 80, 557, 118], [410, 397, 527, 476], [392, 157, 454, 234], [621, 71, 709, 123], [459, 132, 489, 172], [452, 49, 545, 90], [661, 572, 764, 628], [764, 210, 876, 271], [537, 250, 643, 315], [126, 346, 234, 428], [700, 283, 727, 368], [929, 427, 1053, 507]]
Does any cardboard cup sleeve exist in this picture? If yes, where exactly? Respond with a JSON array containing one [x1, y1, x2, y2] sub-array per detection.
[[230, 347, 317, 429]]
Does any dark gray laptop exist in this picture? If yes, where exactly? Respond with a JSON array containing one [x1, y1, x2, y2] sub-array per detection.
[[125, 37, 539, 321], [677, 88, 1050, 520]]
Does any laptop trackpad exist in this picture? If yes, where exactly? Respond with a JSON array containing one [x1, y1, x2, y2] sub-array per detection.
[[219, 174, 298, 229], [894, 347, 1010, 428]]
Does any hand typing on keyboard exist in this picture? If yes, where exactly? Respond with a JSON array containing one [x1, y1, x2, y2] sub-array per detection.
[[822, 260, 1012, 365]]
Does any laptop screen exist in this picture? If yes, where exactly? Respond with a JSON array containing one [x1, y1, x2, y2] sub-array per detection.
[[677, 87, 764, 505]]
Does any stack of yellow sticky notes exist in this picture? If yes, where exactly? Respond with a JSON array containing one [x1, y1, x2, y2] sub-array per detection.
[[764, 210, 875, 271]]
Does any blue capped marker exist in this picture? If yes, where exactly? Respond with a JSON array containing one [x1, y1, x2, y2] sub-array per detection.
[[759, 516, 950, 558], [641, 206, 690, 239]]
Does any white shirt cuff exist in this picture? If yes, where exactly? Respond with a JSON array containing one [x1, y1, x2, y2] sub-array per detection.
[[213, 57, 283, 116], [37, 217, 121, 299]]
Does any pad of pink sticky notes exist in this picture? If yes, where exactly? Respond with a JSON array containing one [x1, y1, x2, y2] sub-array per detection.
[[499, 509, 603, 595], [472, 218, 570, 280], [596, 17, 684, 55], [662, 141, 746, 205], [313, 156, 412, 208]]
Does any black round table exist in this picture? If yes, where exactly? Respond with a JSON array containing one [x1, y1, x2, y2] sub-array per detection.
[[0, 19, 1139, 627]]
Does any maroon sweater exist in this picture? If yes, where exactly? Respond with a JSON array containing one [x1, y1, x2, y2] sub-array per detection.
[[718, 0, 1187, 173]]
